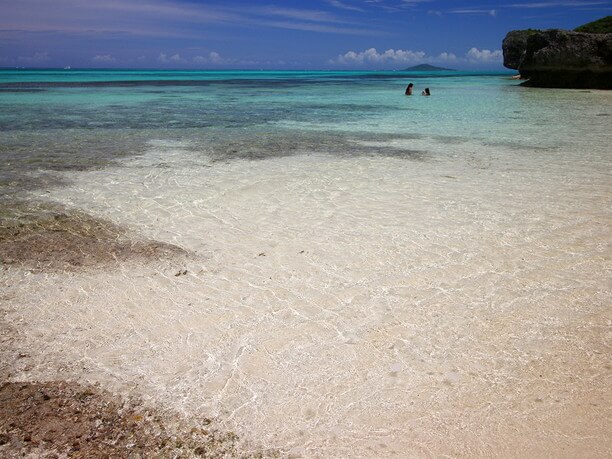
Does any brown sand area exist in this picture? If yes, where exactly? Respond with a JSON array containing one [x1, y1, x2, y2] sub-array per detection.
[[0, 201, 187, 272], [0, 381, 275, 459]]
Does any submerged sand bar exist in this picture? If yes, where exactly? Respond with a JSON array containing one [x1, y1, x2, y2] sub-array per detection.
[[2, 134, 610, 457]]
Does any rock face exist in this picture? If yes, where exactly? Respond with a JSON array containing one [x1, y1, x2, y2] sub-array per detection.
[[502, 29, 612, 89]]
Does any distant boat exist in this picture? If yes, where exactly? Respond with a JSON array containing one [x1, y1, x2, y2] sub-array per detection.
[[402, 64, 455, 71], [64, 66, 71, 70]]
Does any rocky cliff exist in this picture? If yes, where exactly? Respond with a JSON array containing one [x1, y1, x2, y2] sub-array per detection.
[[502, 29, 612, 89]]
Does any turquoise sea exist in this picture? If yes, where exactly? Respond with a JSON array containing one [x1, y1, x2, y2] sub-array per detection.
[[2, 69, 609, 196], [1, 69, 611, 457]]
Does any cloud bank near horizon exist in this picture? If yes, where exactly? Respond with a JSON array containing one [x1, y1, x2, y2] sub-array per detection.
[[330, 46, 503, 67]]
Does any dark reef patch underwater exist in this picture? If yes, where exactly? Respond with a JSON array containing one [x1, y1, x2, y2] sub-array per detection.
[[0, 201, 187, 272]]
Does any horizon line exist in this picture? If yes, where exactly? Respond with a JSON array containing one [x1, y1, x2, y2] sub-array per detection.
[[0, 66, 513, 72]]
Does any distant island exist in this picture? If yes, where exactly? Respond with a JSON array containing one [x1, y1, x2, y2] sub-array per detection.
[[402, 64, 455, 71]]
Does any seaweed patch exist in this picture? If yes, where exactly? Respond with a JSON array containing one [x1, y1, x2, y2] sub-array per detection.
[[0, 201, 187, 272]]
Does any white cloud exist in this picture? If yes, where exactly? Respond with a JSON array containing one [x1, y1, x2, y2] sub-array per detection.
[[505, 1, 607, 9], [401, 0, 435, 6], [258, 6, 339, 23], [452, 8, 497, 16], [466, 47, 503, 62], [17, 52, 49, 63], [0, 0, 384, 43], [92, 54, 116, 63], [437, 52, 457, 62], [333, 47, 426, 65], [158, 53, 183, 64], [331, 47, 504, 67], [192, 51, 223, 64], [326, 0, 366, 12]]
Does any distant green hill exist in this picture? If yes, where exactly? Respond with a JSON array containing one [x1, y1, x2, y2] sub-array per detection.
[[402, 64, 454, 71], [574, 16, 612, 33]]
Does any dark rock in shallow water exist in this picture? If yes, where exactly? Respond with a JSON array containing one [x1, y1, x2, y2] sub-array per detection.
[[503, 30, 534, 70], [502, 29, 612, 89]]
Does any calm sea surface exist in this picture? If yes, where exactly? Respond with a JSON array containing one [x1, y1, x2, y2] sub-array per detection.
[[2, 69, 609, 193]]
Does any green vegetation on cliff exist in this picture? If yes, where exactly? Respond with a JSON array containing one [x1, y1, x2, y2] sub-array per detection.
[[574, 16, 612, 33]]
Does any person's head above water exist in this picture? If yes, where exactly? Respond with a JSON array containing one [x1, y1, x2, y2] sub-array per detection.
[[405, 83, 414, 95], [422, 88, 431, 96]]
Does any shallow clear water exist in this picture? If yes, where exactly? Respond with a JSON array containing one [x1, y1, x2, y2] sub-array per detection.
[[1, 70, 610, 187], [1, 70, 611, 457]]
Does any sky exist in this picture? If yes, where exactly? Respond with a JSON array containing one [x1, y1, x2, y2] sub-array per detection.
[[0, 0, 609, 70]]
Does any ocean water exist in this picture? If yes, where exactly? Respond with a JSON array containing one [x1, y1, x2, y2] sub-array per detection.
[[1, 69, 609, 177], [1, 70, 611, 457]]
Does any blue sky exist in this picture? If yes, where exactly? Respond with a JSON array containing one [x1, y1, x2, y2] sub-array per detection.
[[0, 0, 609, 69]]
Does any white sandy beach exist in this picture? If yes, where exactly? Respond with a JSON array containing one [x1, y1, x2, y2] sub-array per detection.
[[2, 135, 610, 457]]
